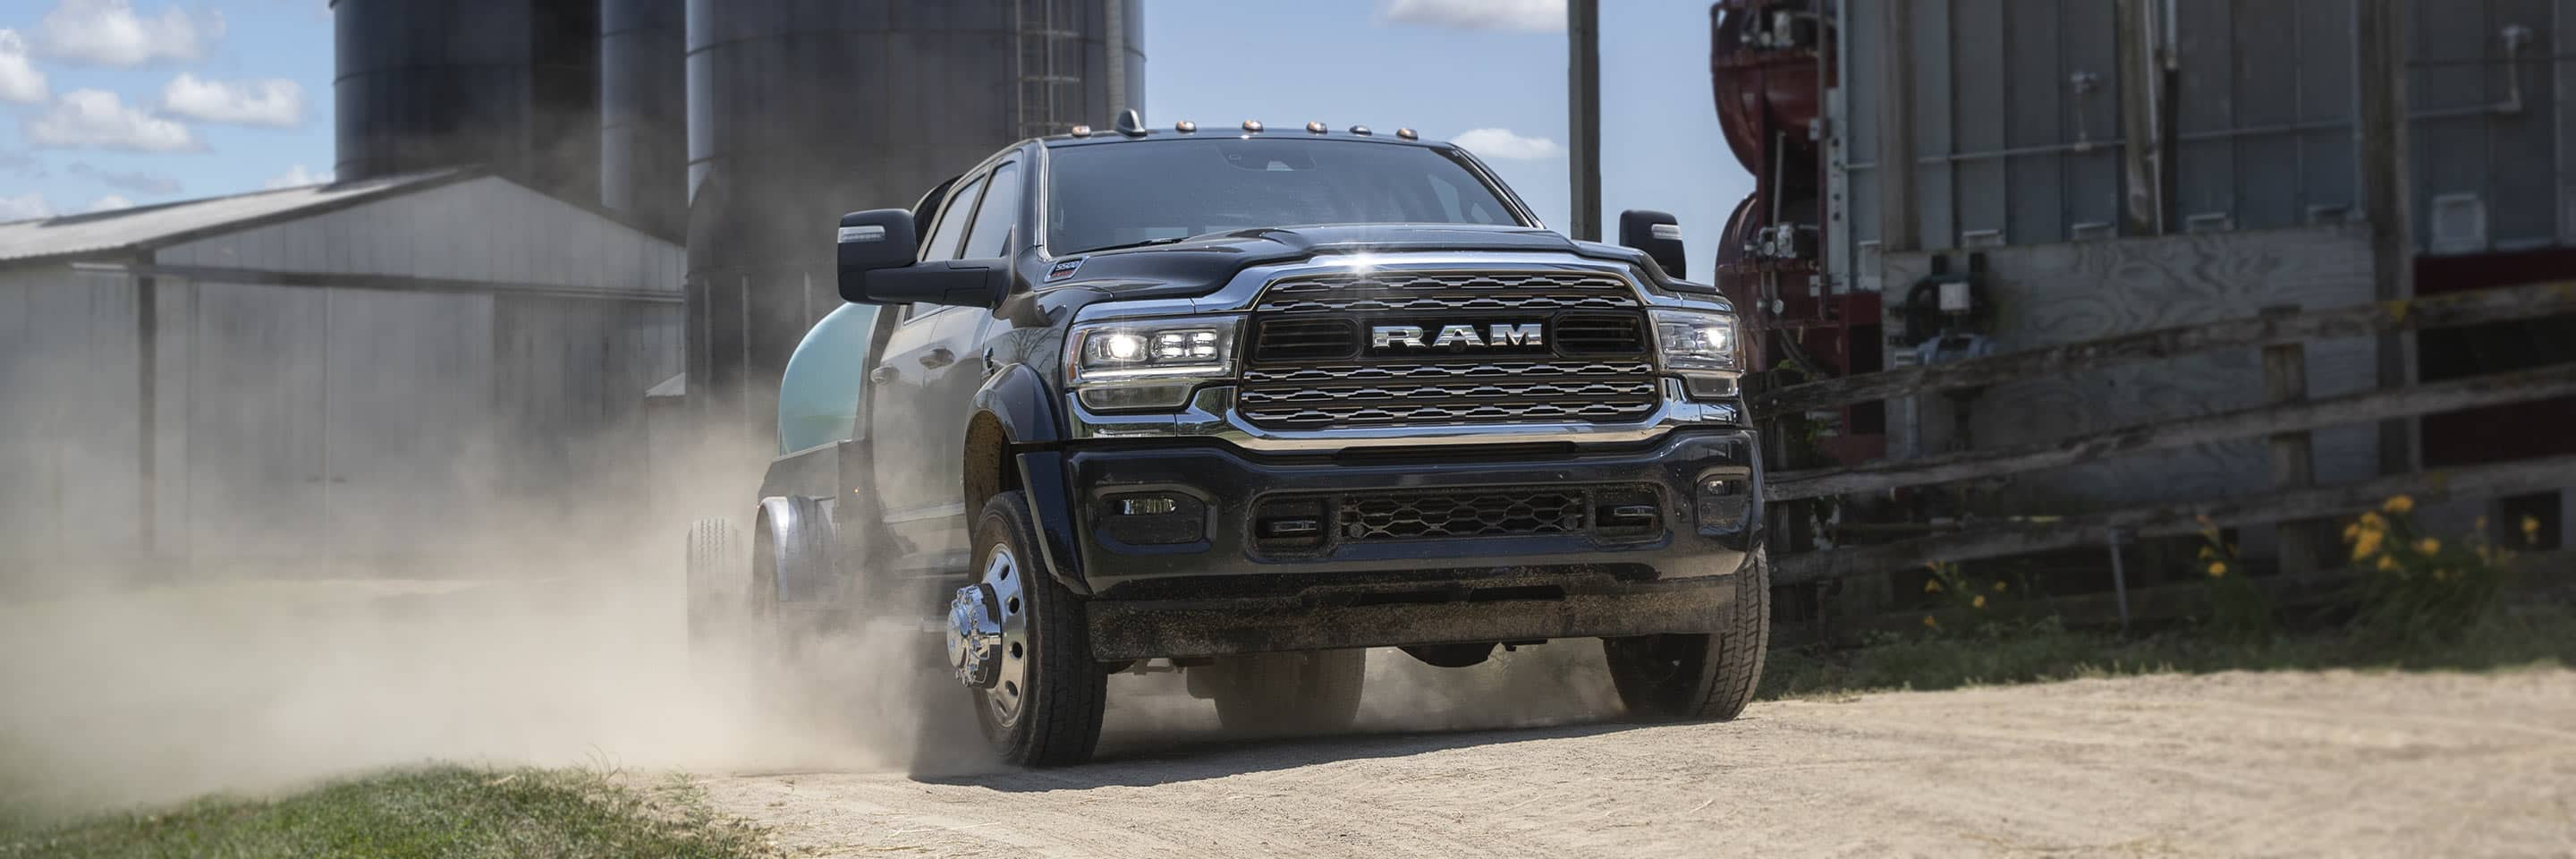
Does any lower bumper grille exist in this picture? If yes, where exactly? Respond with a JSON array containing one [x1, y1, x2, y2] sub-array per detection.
[[1252, 484, 1665, 550]]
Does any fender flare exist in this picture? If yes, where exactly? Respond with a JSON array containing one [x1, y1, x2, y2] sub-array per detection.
[[967, 364, 1088, 593], [757, 495, 840, 604]]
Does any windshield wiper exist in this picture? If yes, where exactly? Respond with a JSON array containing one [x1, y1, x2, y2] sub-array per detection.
[[1069, 235, 1192, 255]]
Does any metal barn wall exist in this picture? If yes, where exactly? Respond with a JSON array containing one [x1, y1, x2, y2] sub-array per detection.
[[1838, 0, 2126, 261], [2173, 0, 2362, 234], [1842, 0, 2576, 261], [2409, 0, 2571, 254], [0, 267, 143, 576], [0, 182, 682, 583]]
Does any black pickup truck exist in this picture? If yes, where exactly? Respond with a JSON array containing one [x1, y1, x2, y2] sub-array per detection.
[[687, 113, 1767, 767]]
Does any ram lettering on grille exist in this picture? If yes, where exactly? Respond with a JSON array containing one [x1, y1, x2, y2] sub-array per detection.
[[1241, 269, 1657, 430]]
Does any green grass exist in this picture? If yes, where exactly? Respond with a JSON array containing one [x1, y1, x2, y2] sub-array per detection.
[[1758, 602, 2576, 701], [0, 767, 773, 859]]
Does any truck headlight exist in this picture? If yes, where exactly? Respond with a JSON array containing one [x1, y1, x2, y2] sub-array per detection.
[[1066, 315, 1241, 411], [1650, 309, 1742, 400]]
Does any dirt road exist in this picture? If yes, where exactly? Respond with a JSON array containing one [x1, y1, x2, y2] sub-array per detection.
[[696, 660, 2576, 858]]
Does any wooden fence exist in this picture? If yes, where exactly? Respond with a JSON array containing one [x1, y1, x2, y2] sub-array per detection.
[[1759, 279, 2576, 587]]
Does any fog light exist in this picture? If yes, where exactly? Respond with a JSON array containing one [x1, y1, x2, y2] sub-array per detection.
[[1100, 493, 1206, 547], [1697, 477, 1750, 532], [1120, 497, 1179, 516]]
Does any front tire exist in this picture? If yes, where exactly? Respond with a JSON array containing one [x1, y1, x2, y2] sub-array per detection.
[[1602, 548, 1770, 721], [1201, 650, 1367, 735], [965, 491, 1106, 767]]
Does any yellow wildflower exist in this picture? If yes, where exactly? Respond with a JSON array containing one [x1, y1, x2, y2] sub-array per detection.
[[2382, 495, 2415, 515], [1924, 578, 1943, 594], [2523, 515, 2543, 543], [2360, 512, 2387, 531], [1992, 580, 2008, 592], [1922, 615, 1939, 630], [2199, 545, 2216, 560], [1972, 595, 1987, 608], [2415, 537, 2441, 556], [2377, 554, 2400, 572], [2207, 561, 2228, 578], [2351, 530, 2384, 561]]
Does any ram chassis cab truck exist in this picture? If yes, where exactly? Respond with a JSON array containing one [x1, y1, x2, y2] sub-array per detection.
[[685, 115, 1767, 767]]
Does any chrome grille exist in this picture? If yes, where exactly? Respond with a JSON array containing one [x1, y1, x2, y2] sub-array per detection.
[[1239, 268, 1657, 430]]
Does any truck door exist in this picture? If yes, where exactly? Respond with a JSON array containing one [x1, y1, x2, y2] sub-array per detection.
[[868, 169, 991, 573]]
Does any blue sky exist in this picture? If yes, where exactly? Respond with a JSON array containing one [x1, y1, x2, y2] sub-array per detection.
[[0, 0, 1750, 265]]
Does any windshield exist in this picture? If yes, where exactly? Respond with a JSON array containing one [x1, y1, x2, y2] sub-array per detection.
[[1044, 139, 1525, 255]]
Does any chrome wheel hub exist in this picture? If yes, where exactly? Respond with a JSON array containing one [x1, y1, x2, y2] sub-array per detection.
[[953, 544, 1031, 727]]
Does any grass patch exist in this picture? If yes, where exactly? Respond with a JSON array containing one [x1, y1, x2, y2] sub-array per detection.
[[1759, 602, 2576, 700], [0, 767, 773, 859]]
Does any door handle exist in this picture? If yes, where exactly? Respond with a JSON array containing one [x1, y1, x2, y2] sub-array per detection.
[[919, 347, 956, 370], [869, 365, 898, 384]]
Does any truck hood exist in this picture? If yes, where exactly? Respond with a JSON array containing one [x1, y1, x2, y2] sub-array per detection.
[[1041, 223, 1695, 302]]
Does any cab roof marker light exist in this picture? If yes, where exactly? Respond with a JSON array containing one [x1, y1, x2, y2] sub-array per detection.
[[1395, 128, 1419, 140], [1349, 124, 1372, 135], [1176, 120, 1197, 133], [1070, 124, 1093, 137], [1306, 121, 1328, 133], [1242, 120, 1263, 132]]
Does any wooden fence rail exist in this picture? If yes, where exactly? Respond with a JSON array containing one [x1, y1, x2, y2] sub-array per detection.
[[1775, 454, 2576, 586], [1751, 279, 2576, 415], [1757, 279, 2576, 585], [1767, 361, 2576, 502]]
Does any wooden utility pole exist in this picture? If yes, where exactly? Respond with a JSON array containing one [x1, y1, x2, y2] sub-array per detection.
[[2357, 0, 2418, 476], [1568, 0, 1601, 242]]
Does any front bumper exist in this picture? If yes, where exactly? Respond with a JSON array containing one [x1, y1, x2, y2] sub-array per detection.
[[1044, 429, 1763, 660]]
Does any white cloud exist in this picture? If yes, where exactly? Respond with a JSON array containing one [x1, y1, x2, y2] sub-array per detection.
[[28, 89, 203, 151], [83, 193, 131, 212], [159, 72, 303, 127], [1451, 127, 1563, 160], [38, 0, 221, 66], [0, 191, 54, 221], [0, 30, 47, 103], [265, 163, 330, 189], [1380, 0, 1563, 32]]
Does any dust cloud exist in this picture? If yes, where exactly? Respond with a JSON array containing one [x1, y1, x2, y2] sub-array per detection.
[[0, 387, 1629, 821]]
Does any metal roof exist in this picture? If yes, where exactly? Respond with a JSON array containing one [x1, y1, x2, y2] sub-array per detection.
[[0, 168, 474, 267]]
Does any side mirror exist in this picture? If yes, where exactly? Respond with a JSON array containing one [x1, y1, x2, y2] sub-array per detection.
[[1618, 209, 1688, 278], [836, 208, 1006, 308]]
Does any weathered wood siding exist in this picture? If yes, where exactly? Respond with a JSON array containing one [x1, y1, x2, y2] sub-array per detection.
[[1883, 225, 2383, 511]]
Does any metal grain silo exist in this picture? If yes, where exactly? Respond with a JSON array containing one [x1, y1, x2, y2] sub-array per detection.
[[682, 0, 1145, 440], [600, 0, 686, 239], [333, 0, 602, 204]]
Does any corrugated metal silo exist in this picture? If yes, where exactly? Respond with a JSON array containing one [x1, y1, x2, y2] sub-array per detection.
[[332, 0, 602, 204], [682, 0, 1145, 440], [600, 0, 686, 240]]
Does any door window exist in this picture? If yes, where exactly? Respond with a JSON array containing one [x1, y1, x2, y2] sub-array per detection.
[[921, 174, 985, 260], [963, 162, 1021, 259]]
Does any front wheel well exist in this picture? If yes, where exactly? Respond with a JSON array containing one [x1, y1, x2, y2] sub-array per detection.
[[962, 412, 1018, 519]]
